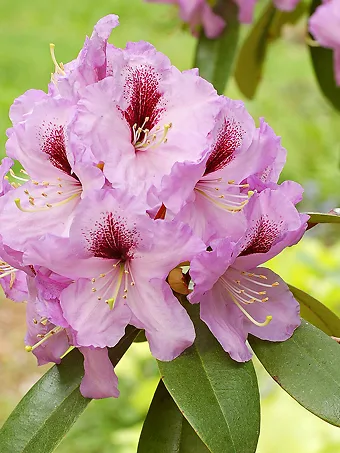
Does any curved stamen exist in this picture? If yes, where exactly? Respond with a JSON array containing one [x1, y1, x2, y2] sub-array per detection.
[[9, 169, 29, 182], [219, 274, 273, 327], [133, 118, 172, 151], [195, 175, 254, 213], [106, 263, 125, 309], [15, 192, 80, 212], [50, 43, 66, 76], [229, 293, 272, 327], [25, 326, 64, 352]]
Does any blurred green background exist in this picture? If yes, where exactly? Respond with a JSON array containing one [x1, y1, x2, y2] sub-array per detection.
[[1, 0, 340, 451]]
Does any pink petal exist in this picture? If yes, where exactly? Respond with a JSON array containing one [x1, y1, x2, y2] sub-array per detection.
[[80, 347, 119, 399], [128, 277, 195, 361], [200, 281, 252, 362], [242, 268, 301, 341]]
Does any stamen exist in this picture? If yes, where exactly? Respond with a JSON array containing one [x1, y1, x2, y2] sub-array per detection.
[[50, 43, 66, 76], [241, 272, 267, 280], [229, 293, 272, 327], [105, 263, 125, 309], [14, 192, 79, 212], [195, 188, 246, 213], [0, 268, 17, 279], [9, 169, 29, 183], [25, 326, 63, 352], [133, 120, 172, 150]]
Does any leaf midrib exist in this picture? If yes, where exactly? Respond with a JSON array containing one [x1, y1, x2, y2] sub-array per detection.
[[23, 385, 87, 453], [194, 343, 237, 453]]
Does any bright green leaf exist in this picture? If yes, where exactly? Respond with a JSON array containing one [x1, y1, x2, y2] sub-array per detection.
[[250, 320, 340, 426], [288, 284, 340, 336], [235, 3, 305, 99], [0, 326, 139, 453], [138, 380, 210, 453], [309, 0, 340, 112], [194, 0, 240, 94], [307, 210, 340, 225], [158, 300, 260, 453]]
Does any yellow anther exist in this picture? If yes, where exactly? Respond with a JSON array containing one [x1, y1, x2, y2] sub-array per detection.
[[50, 43, 66, 76], [272, 282, 280, 287], [106, 298, 115, 308]]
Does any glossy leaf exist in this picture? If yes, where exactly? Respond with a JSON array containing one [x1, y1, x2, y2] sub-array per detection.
[[194, 0, 240, 94], [158, 300, 260, 453], [307, 210, 340, 225], [235, 3, 305, 99], [250, 320, 340, 426], [138, 380, 210, 453], [309, 0, 340, 112], [0, 326, 139, 453], [289, 284, 340, 336]]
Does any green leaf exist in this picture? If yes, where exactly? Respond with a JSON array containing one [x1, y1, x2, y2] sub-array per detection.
[[250, 320, 340, 426], [158, 300, 260, 453], [235, 3, 305, 99], [0, 326, 139, 453], [138, 380, 210, 453], [288, 284, 340, 336], [194, 0, 240, 94], [307, 210, 340, 225], [309, 0, 340, 112]]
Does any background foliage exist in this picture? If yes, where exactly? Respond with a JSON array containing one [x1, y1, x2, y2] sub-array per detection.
[[0, 0, 340, 451]]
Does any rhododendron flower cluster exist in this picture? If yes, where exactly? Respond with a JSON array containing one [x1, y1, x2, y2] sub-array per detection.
[[0, 14, 307, 399], [145, 0, 302, 38], [309, 0, 340, 86]]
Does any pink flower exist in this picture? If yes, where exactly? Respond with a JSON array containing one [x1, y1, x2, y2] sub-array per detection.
[[145, 0, 226, 38], [24, 189, 205, 361], [0, 13, 307, 399], [273, 0, 301, 11], [49, 15, 120, 100], [189, 187, 308, 361], [1, 95, 104, 251], [25, 273, 119, 398], [233, 0, 258, 23], [155, 98, 287, 243], [309, 0, 340, 86], [73, 44, 220, 197]]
